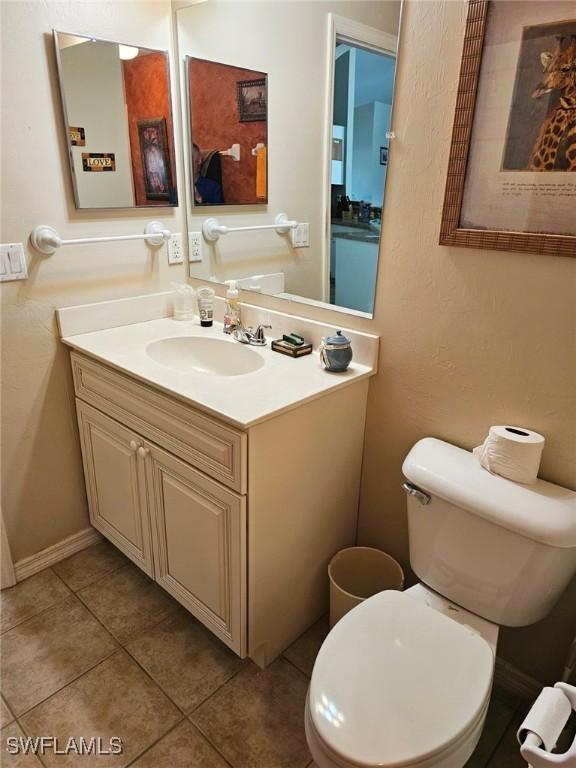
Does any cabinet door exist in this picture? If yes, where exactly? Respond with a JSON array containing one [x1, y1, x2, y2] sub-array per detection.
[[76, 401, 154, 576], [146, 443, 246, 656]]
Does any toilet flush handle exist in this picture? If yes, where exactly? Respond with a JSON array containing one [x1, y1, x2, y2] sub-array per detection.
[[401, 482, 431, 506]]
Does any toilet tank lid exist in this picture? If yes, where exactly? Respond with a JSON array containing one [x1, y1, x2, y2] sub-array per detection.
[[402, 438, 576, 548]]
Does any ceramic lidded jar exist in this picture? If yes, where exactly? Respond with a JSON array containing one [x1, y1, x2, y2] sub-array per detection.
[[319, 330, 353, 372]]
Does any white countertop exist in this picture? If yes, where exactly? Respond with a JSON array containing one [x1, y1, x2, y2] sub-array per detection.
[[62, 316, 376, 429]]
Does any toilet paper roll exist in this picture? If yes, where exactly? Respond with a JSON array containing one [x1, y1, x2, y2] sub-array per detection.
[[517, 686, 571, 752], [473, 425, 545, 485]]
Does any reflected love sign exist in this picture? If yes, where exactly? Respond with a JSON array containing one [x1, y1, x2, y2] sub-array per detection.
[[82, 153, 116, 172]]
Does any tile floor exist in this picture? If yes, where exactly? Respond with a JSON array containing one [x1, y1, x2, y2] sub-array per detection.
[[0, 541, 559, 767]]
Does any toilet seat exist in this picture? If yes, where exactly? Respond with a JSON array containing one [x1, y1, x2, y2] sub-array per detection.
[[305, 693, 490, 768], [308, 590, 494, 768]]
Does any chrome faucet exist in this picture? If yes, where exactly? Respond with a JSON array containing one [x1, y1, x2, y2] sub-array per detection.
[[232, 323, 272, 346]]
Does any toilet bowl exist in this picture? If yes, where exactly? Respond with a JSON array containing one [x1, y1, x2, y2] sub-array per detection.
[[306, 586, 497, 768], [305, 438, 576, 768]]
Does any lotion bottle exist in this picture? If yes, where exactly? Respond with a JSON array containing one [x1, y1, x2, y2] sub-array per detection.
[[223, 280, 241, 334]]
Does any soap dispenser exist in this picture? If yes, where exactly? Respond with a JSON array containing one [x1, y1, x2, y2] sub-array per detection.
[[223, 280, 241, 334]]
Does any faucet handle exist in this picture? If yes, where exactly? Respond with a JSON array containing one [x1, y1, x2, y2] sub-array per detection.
[[253, 323, 272, 342]]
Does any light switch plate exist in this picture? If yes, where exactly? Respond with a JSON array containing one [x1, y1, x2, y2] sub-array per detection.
[[0, 243, 28, 282], [290, 223, 310, 248], [189, 232, 203, 263]]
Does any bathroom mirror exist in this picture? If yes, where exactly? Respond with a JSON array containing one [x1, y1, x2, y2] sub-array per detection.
[[54, 31, 178, 209], [176, 1, 402, 317], [188, 57, 268, 205]]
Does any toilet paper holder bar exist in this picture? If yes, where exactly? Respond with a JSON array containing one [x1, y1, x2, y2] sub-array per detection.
[[519, 682, 576, 767]]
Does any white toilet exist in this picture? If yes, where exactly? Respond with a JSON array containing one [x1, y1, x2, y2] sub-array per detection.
[[306, 438, 576, 768]]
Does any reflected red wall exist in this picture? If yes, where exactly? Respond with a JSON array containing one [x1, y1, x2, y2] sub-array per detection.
[[189, 58, 267, 205], [123, 52, 176, 206]]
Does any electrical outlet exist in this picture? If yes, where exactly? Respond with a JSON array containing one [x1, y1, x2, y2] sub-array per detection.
[[189, 232, 203, 263], [0, 243, 27, 282], [167, 234, 183, 265], [290, 223, 310, 248]]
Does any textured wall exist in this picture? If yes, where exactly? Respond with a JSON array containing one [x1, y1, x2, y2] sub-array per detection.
[[123, 51, 176, 206], [354, 0, 576, 684], [0, 0, 184, 562], [188, 58, 266, 205]]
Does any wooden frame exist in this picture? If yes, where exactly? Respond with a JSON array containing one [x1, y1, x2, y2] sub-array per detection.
[[439, 0, 576, 258], [137, 118, 172, 202], [236, 77, 267, 122]]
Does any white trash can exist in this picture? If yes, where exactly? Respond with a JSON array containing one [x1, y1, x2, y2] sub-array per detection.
[[328, 546, 405, 627]]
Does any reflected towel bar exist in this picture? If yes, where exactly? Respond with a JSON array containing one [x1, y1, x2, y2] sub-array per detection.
[[30, 221, 171, 255], [219, 143, 241, 161], [202, 213, 297, 242]]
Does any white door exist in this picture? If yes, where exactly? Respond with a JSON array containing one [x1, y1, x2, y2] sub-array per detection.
[[76, 401, 154, 576], [146, 442, 246, 656]]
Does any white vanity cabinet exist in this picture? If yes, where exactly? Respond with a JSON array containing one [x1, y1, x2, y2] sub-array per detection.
[[71, 349, 369, 666], [77, 402, 155, 577]]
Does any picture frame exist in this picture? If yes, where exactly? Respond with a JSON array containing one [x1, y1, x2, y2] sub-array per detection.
[[439, 0, 576, 258], [380, 146, 388, 166], [236, 78, 267, 122], [137, 118, 172, 202]]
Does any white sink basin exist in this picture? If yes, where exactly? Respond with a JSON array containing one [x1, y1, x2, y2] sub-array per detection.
[[145, 336, 265, 376]]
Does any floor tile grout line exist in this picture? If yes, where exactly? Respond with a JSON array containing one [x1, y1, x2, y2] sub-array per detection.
[[64, 591, 188, 708], [18, 558, 238, 721], [121, 646, 192, 719], [57, 557, 132, 595], [8, 647, 123, 724], [0, 557, 130, 638], [0, 570, 74, 636], [4, 559, 313, 766], [12, 716, 50, 768], [8, 597, 240, 768], [122, 632, 246, 719], [71, 559, 251, 718], [74, 575, 181, 649], [184, 661, 248, 717], [49, 582, 197, 716], [1, 591, 121, 718], [281, 653, 313, 682], [74, 561, 133, 603], [1, 694, 17, 726], [122, 714, 187, 768], [184, 714, 238, 768]]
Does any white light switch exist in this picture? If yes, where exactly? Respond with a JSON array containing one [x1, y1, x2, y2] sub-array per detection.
[[290, 223, 309, 248], [0, 243, 28, 282]]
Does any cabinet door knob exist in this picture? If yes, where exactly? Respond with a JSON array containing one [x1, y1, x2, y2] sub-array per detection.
[[137, 446, 150, 458], [129, 440, 140, 452]]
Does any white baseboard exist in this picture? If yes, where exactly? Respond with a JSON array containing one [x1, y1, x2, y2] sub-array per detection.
[[494, 656, 543, 703], [14, 527, 102, 582]]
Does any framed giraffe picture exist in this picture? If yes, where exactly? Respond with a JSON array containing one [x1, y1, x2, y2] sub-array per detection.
[[440, 0, 576, 258]]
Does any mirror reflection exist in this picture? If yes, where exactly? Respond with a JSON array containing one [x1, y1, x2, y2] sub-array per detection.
[[330, 41, 397, 313], [188, 57, 268, 206], [54, 31, 178, 209], [177, 2, 401, 317]]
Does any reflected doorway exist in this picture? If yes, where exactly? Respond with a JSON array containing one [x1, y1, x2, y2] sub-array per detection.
[[330, 35, 397, 314]]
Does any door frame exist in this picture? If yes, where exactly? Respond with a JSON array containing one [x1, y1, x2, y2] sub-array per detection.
[[1, 505, 16, 589], [322, 14, 398, 304]]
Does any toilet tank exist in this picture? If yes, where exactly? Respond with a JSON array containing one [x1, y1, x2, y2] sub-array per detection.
[[402, 438, 576, 627]]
